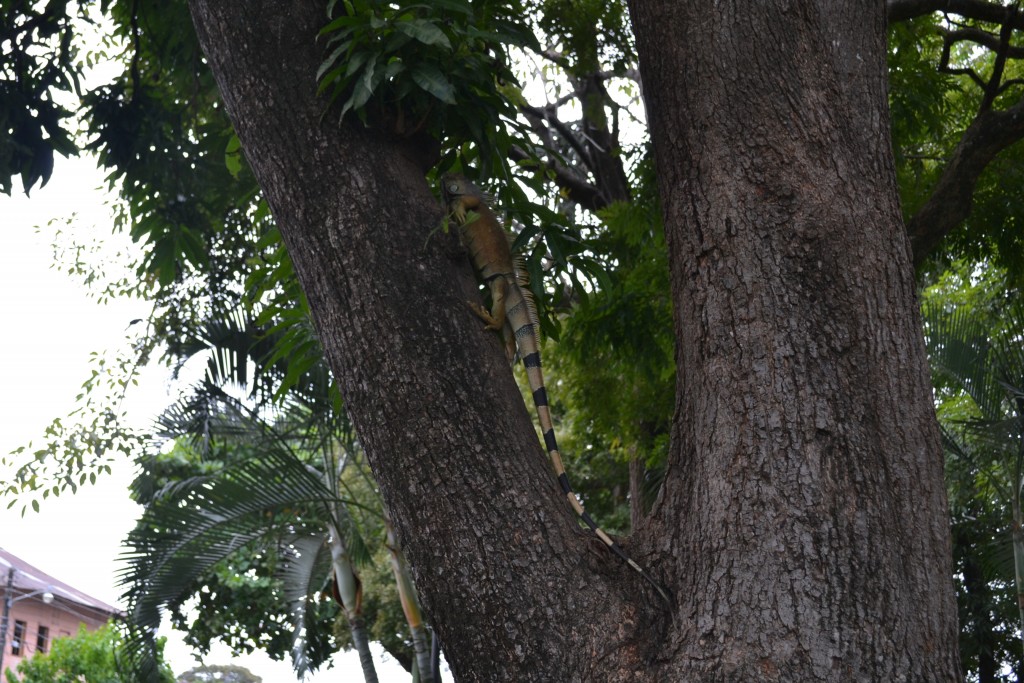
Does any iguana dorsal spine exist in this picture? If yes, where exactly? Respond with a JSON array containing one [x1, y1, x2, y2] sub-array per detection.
[[441, 173, 669, 603]]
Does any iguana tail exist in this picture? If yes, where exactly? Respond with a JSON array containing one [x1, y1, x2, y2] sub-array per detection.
[[502, 278, 671, 604]]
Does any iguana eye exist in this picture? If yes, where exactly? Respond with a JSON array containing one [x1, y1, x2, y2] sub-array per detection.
[[447, 182, 460, 193]]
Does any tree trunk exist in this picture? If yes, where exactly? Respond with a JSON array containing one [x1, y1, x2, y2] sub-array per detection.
[[626, 0, 961, 680], [186, 0, 962, 680], [384, 519, 433, 683], [326, 521, 378, 683], [186, 2, 663, 681]]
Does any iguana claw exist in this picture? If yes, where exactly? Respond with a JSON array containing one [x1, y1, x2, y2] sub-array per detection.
[[467, 301, 503, 331]]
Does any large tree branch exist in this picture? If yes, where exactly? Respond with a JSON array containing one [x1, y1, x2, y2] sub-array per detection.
[[934, 5, 1022, 111], [513, 101, 609, 210], [938, 26, 1024, 60], [516, 61, 635, 212], [507, 144, 607, 211], [888, 0, 1024, 264], [521, 103, 596, 171], [888, 0, 1024, 27], [908, 98, 1024, 265], [628, 0, 961, 676]]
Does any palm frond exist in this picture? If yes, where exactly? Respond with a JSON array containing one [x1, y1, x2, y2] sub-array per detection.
[[280, 533, 335, 678], [990, 302, 1024, 393], [200, 308, 260, 392], [152, 382, 258, 456], [923, 303, 1003, 419], [118, 447, 338, 680], [123, 306, 371, 679]]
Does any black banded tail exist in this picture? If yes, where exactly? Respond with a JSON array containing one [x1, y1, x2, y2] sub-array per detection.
[[506, 283, 671, 604]]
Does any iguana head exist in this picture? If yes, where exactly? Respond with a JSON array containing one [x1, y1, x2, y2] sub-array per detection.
[[441, 173, 473, 202]]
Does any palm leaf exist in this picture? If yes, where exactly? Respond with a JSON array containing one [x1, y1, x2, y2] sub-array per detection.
[[152, 382, 259, 456], [923, 302, 1002, 419], [123, 306, 374, 679], [991, 303, 1024, 407], [280, 533, 335, 677], [119, 446, 339, 680]]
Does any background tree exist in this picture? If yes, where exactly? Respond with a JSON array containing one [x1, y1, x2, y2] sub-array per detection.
[[5, 623, 174, 683], [888, 1, 1024, 270], [176, 664, 262, 683]]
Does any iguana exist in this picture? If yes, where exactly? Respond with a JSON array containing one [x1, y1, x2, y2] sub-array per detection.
[[441, 173, 669, 603]]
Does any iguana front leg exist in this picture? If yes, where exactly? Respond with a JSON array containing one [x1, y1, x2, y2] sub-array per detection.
[[450, 194, 479, 225]]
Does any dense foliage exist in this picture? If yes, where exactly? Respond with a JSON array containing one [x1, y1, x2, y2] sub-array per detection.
[[923, 267, 1024, 682]]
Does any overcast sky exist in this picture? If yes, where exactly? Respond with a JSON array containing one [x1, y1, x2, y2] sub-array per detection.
[[0, 155, 414, 681]]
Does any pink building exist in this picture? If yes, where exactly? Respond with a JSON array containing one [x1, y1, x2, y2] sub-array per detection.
[[0, 548, 120, 682]]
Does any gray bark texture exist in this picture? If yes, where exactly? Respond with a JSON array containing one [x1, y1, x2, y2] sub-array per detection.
[[627, 0, 962, 680], [187, 0, 962, 680]]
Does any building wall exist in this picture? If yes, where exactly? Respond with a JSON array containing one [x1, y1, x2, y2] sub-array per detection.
[[2, 596, 110, 682]]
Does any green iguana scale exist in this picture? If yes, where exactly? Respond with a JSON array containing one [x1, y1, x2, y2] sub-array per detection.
[[441, 174, 669, 603]]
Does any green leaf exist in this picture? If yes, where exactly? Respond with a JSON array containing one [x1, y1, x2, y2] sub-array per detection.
[[416, 0, 472, 14], [511, 223, 539, 252], [344, 49, 374, 79], [319, 14, 363, 36], [339, 58, 379, 120], [382, 59, 405, 80], [395, 19, 452, 50], [317, 40, 354, 82], [410, 63, 456, 104]]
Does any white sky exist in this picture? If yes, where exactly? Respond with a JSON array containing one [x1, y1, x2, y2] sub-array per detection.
[[0, 156, 416, 681]]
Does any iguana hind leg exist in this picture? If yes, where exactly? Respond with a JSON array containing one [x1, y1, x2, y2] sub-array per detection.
[[467, 301, 503, 329], [467, 276, 516, 360], [467, 276, 509, 331]]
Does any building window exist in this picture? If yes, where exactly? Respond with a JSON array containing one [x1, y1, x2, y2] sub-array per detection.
[[11, 620, 25, 656], [36, 625, 49, 654]]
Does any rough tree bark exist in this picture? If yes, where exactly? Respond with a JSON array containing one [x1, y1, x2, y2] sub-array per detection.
[[187, 0, 961, 680], [627, 0, 961, 679]]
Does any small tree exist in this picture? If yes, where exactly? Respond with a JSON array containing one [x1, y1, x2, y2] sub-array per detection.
[[6, 623, 174, 683]]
